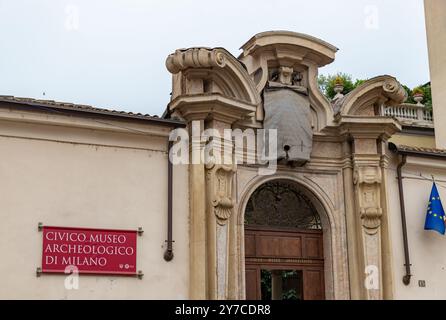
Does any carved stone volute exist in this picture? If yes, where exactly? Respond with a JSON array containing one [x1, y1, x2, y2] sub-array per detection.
[[382, 78, 407, 105], [353, 166, 382, 235], [166, 48, 226, 74], [206, 161, 236, 225]]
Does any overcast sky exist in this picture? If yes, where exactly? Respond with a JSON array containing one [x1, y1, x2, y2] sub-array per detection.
[[0, 0, 429, 116]]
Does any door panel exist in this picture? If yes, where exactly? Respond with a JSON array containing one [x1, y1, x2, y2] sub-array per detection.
[[245, 234, 256, 256], [245, 227, 323, 260], [304, 236, 323, 258], [303, 269, 325, 300], [245, 267, 260, 300], [257, 236, 303, 258], [245, 227, 325, 300]]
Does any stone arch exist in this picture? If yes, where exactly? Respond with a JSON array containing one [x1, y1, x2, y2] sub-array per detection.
[[244, 180, 323, 230], [234, 174, 348, 300]]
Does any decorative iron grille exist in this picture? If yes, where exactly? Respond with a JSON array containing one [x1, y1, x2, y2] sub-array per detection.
[[245, 180, 322, 230]]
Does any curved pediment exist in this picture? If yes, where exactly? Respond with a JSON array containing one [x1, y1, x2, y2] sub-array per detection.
[[239, 31, 338, 69], [239, 31, 338, 130], [336, 75, 407, 116], [166, 47, 261, 111]]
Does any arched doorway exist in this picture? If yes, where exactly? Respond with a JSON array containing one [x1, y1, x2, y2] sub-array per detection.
[[244, 180, 325, 300]]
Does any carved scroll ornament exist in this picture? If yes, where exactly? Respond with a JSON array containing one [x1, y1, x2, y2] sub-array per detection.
[[206, 162, 236, 225], [382, 78, 407, 106], [353, 167, 382, 235], [166, 48, 226, 74]]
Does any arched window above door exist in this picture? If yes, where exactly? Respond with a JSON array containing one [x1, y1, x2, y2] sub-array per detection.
[[245, 180, 322, 230]]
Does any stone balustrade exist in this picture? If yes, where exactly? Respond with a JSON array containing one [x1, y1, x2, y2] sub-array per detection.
[[382, 103, 433, 127]]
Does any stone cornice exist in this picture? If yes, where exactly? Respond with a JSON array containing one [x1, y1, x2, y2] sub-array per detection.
[[239, 31, 338, 67], [168, 93, 257, 124], [336, 115, 402, 140]]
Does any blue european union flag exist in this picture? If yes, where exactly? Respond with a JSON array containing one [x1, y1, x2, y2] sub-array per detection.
[[424, 182, 446, 235]]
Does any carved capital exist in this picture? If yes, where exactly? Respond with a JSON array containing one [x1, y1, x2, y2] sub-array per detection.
[[353, 166, 381, 185], [166, 48, 226, 74], [206, 162, 236, 225]]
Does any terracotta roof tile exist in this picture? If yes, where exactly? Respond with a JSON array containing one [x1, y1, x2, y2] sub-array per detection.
[[389, 143, 446, 157], [0, 95, 184, 127], [397, 145, 446, 155]]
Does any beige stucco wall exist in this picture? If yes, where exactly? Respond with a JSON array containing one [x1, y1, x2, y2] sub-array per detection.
[[387, 154, 446, 299], [425, 0, 446, 149], [390, 134, 436, 149], [0, 108, 189, 299]]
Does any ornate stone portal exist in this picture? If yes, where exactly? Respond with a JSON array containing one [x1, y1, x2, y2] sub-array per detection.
[[165, 31, 406, 300]]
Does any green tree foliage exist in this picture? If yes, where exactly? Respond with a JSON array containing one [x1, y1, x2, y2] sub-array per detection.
[[260, 270, 272, 300], [318, 73, 363, 99], [318, 74, 433, 110], [403, 85, 414, 104], [419, 84, 432, 109], [403, 83, 432, 109], [260, 270, 302, 300]]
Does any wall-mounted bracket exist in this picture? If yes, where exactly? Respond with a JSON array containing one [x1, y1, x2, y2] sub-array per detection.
[[38, 222, 43, 232]]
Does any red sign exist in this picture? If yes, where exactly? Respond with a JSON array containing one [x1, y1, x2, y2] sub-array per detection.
[[41, 226, 137, 276]]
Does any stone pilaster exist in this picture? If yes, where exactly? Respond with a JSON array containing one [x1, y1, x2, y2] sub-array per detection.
[[207, 164, 236, 298], [353, 155, 383, 299], [338, 117, 401, 300], [341, 140, 362, 299]]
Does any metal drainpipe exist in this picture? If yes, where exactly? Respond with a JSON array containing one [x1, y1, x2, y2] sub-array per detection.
[[164, 140, 174, 261], [396, 154, 411, 285]]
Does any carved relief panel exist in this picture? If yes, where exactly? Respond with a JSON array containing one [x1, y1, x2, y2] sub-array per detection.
[[353, 166, 382, 235], [206, 162, 236, 225]]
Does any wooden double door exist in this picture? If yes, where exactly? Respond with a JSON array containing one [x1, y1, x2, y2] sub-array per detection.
[[245, 226, 325, 300]]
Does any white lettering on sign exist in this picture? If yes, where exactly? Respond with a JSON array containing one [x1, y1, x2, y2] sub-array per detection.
[[41, 226, 137, 275], [44, 243, 134, 256], [45, 231, 126, 244]]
